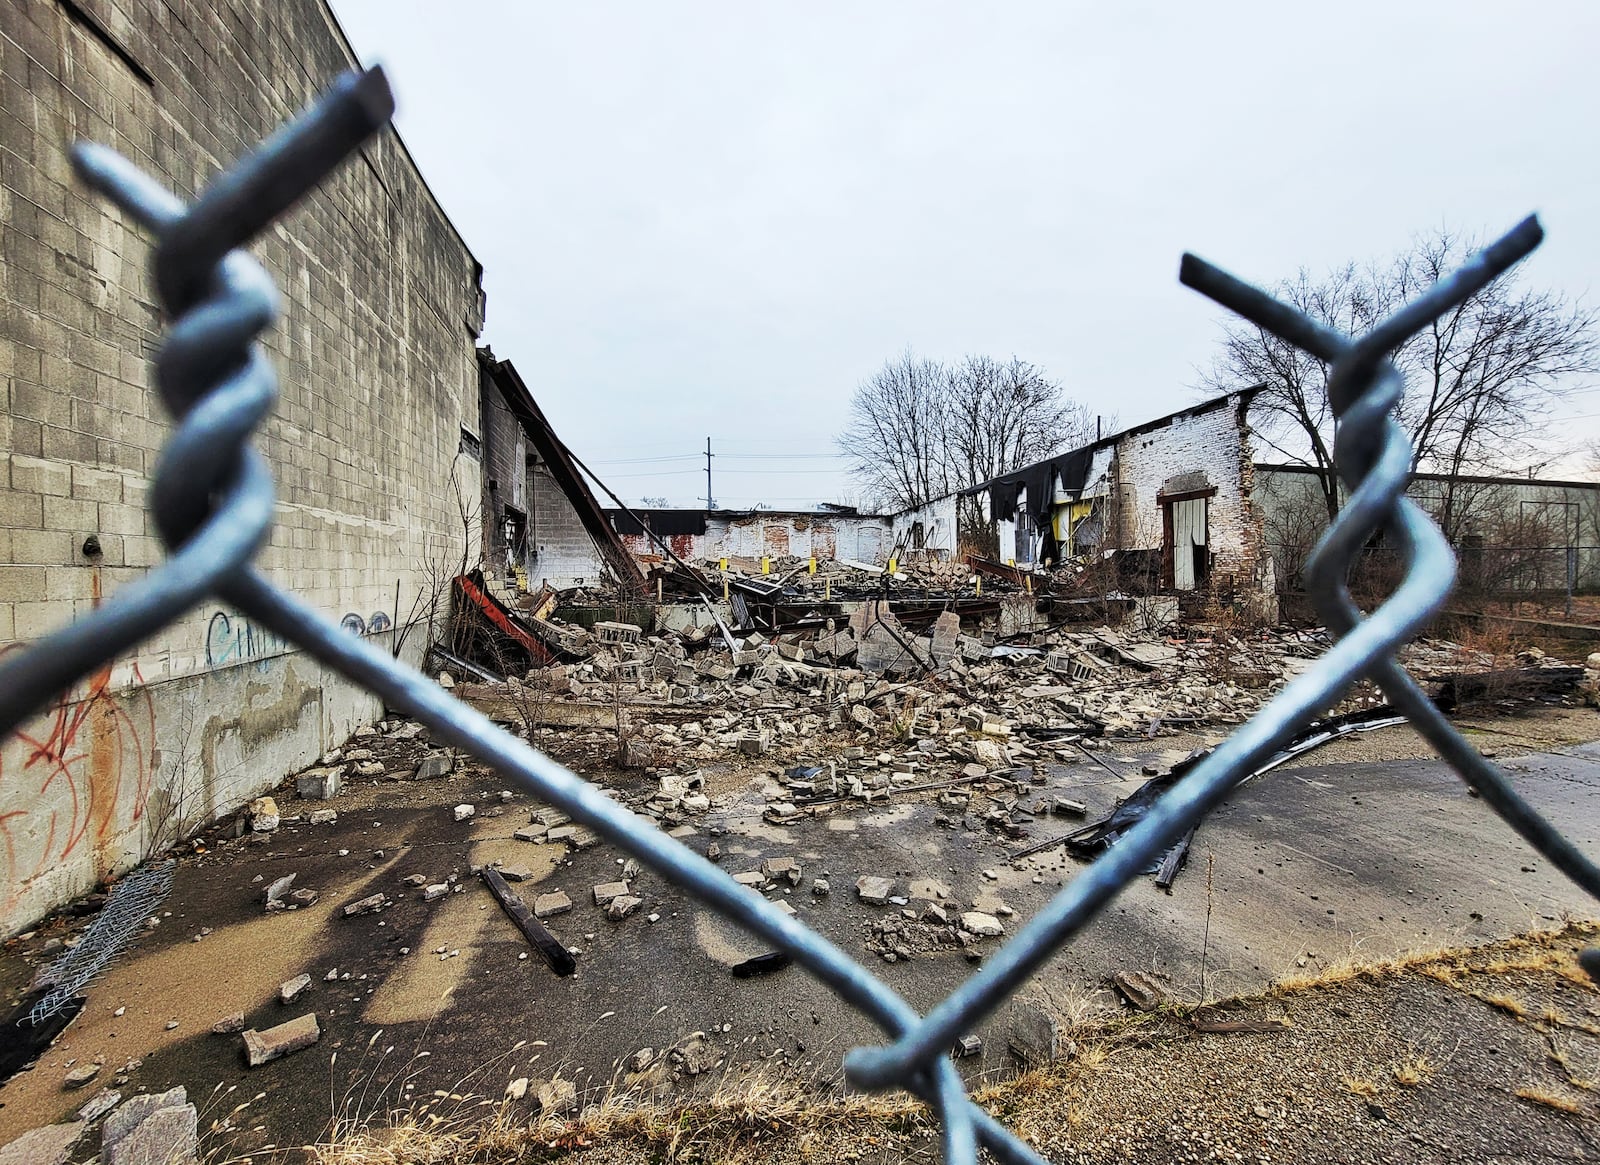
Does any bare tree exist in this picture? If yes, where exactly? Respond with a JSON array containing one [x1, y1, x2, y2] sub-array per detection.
[[837, 350, 953, 510], [1202, 226, 1598, 525], [838, 350, 1091, 516]]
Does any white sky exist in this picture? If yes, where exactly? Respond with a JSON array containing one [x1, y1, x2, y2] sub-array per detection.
[[328, 1, 1600, 506]]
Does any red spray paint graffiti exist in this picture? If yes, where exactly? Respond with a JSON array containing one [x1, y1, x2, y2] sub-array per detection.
[[0, 649, 155, 913]]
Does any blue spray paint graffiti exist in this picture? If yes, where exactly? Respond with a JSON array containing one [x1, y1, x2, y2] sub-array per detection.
[[339, 612, 393, 636], [205, 611, 287, 666]]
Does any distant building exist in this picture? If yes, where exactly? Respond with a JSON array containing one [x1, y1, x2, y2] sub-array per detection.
[[1254, 463, 1600, 599], [608, 494, 958, 567], [966, 389, 1271, 608]]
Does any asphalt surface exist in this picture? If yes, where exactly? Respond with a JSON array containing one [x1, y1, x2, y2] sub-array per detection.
[[2, 727, 1599, 1157]]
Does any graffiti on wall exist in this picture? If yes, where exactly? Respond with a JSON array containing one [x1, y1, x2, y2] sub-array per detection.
[[339, 611, 392, 636], [0, 655, 155, 914], [205, 611, 286, 666], [209, 608, 390, 665]]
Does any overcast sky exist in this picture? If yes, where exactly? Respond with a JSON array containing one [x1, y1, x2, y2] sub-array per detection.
[[329, 1, 1600, 508]]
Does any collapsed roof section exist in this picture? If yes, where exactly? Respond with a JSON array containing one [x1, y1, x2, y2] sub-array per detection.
[[478, 353, 647, 593], [972, 388, 1264, 520]]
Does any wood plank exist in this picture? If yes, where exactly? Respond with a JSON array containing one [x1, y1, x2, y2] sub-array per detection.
[[480, 867, 576, 976]]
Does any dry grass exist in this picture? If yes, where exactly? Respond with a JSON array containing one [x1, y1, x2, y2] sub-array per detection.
[[313, 1064, 932, 1165], [1392, 1056, 1436, 1088], [1514, 1086, 1588, 1117], [307, 922, 1600, 1164], [1267, 920, 1599, 1002]]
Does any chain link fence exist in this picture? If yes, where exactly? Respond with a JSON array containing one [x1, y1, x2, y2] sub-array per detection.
[[4, 68, 1600, 1165]]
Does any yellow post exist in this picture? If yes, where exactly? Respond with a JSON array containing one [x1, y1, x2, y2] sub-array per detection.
[[722, 577, 729, 602], [761, 556, 770, 575], [1007, 557, 1016, 568], [808, 556, 817, 575], [1025, 574, 1033, 595], [719, 557, 728, 571], [888, 556, 898, 575], [825, 577, 831, 601], [976, 576, 982, 596]]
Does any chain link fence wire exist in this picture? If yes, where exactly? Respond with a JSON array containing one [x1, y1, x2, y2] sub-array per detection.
[[26, 860, 174, 1026], [2, 68, 1599, 1165]]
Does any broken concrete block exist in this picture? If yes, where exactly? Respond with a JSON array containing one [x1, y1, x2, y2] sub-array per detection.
[[1006, 1001, 1060, 1067], [960, 911, 1005, 937], [212, 1013, 245, 1034], [422, 883, 449, 902], [110, 1098, 196, 1164], [0, 1122, 82, 1165], [296, 766, 343, 800], [243, 1013, 321, 1067], [547, 824, 598, 848], [352, 760, 385, 777], [593, 621, 641, 646], [855, 876, 894, 905], [591, 881, 631, 907], [514, 825, 547, 842], [536, 1076, 578, 1115], [760, 856, 801, 882], [308, 809, 337, 825], [953, 1034, 983, 1058], [605, 895, 643, 920], [732, 871, 766, 888], [342, 893, 385, 917], [279, 974, 311, 1004], [970, 739, 1005, 767], [533, 891, 572, 919], [248, 796, 280, 833], [63, 1063, 99, 1089], [75, 1088, 120, 1123], [102, 1089, 185, 1155], [412, 752, 454, 780], [453, 804, 475, 822], [263, 873, 296, 910], [499, 866, 534, 882]]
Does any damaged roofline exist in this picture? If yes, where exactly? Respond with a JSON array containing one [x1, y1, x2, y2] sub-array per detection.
[[962, 385, 1264, 498], [610, 495, 962, 523], [479, 351, 648, 591]]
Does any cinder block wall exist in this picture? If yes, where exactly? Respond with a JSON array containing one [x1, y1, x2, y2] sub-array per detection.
[[0, 0, 484, 932], [528, 459, 606, 588], [479, 367, 528, 579], [1110, 395, 1261, 589]]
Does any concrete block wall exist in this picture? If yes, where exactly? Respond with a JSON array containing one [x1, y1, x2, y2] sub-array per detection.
[[616, 512, 908, 565], [0, 0, 484, 932], [479, 370, 528, 578], [529, 459, 607, 588], [1105, 394, 1260, 589], [887, 495, 957, 557]]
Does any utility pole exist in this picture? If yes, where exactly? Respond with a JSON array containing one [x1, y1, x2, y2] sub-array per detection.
[[704, 437, 715, 509]]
